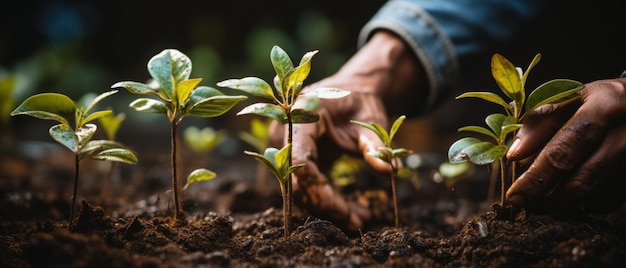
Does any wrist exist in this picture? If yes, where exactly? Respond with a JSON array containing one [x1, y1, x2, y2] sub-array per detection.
[[337, 31, 429, 115]]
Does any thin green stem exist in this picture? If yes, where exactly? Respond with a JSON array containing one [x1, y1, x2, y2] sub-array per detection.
[[171, 120, 183, 222], [69, 154, 80, 230], [499, 158, 506, 205], [284, 111, 294, 237], [390, 163, 399, 229]]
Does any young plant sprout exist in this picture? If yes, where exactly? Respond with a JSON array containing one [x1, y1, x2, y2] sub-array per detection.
[[351, 115, 413, 229], [10, 90, 138, 229], [112, 49, 247, 223], [218, 45, 350, 237], [238, 118, 272, 194], [98, 109, 127, 196], [448, 53, 583, 206]]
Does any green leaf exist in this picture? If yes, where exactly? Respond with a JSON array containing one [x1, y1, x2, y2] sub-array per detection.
[[84, 90, 118, 114], [290, 108, 319, 124], [186, 95, 247, 118], [456, 92, 512, 114], [521, 53, 541, 88], [183, 126, 225, 153], [175, 78, 202, 107], [304, 87, 351, 99], [75, 123, 97, 150], [112, 81, 166, 100], [49, 124, 78, 153], [463, 142, 508, 165], [351, 120, 390, 146], [270, 45, 294, 82], [237, 103, 287, 124], [92, 148, 138, 164], [458, 126, 498, 141], [246, 148, 282, 183], [81, 139, 128, 157], [491, 53, 524, 104], [148, 49, 192, 100], [448, 137, 482, 163], [389, 115, 406, 142], [182, 168, 217, 191], [83, 110, 113, 126], [11, 93, 76, 126], [129, 98, 170, 114], [217, 77, 275, 100], [98, 112, 125, 140], [485, 113, 507, 138], [284, 50, 318, 97], [525, 79, 583, 113], [391, 148, 413, 158]]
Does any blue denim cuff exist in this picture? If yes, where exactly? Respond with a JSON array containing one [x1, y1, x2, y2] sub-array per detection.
[[358, 0, 457, 113]]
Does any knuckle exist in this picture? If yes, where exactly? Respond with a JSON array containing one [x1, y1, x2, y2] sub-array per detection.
[[545, 140, 578, 171]]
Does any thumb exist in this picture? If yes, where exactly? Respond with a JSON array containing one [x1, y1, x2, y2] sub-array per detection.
[[357, 128, 392, 173]]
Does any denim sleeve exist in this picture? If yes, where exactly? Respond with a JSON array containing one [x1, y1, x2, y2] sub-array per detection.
[[359, 0, 545, 113]]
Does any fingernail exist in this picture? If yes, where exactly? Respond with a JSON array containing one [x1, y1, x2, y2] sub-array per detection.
[[507, 193, 527, 207], [507, 138, 520, 158]]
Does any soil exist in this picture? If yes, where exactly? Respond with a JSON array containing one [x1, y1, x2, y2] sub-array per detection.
[[1, 140, 626, 267]]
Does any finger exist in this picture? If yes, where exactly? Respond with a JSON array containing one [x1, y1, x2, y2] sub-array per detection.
[[507, 98, 579, 161], [355, 126, 393, 173], [506, 105, 607, 207]]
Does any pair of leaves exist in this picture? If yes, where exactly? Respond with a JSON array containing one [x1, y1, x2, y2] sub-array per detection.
[[11, 91, 137, 164], [351, 115, 413, 164], [217, 45, 349, 124], [245, 144, 304, 185], [458, 53, 583, 120], [113, 49, 247, 120]]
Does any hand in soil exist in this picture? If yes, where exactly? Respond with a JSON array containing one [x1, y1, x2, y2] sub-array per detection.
[[507, 77, 626, 212], [268, 31, 428, 232]]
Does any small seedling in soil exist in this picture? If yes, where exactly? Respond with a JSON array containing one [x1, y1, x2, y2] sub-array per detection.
[[448, 53, 583, 206], [218, 45, 350, 236], [351, 115, 413, 229], [112, 49, 247, 223], [10, 90, 138, 229], [238, 118, 272, 193]]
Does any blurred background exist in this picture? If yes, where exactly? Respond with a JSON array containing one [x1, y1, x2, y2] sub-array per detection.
[[2, 0, 625, 172], [0, 0, 386, 150]]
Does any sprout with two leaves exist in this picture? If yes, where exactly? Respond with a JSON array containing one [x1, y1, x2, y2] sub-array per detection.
[[448, 53, 583, 205], [351, 115, 413, 229], [112, 49, 247, 223], [218, 45, 350, 236], [10, 90, 138, 229]]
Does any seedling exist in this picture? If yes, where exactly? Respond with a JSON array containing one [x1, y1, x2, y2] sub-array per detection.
[[351, 115, 413, 229], [218, 45, 350, 236], [448, 53, 583, 205], [98, 109, 127, 196], [238, 118, 272, 193], [10, 90, 138, 229], [112, 49, 247, 222]]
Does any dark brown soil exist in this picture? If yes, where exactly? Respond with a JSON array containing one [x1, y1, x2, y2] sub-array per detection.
[[2, 141, 626, 267]]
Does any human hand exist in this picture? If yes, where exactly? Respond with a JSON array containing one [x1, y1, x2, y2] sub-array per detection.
[[506, 77, 626, 213], [269, 31, 427, 232]]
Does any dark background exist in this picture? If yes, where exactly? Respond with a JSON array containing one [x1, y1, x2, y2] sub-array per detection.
[[2, 0, 625, 153]]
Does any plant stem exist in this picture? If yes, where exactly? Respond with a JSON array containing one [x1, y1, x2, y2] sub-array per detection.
[[391, 164, 399, 229], [171, 120, 183, 221], [499, 158, 506, 205], [69, 154, 80, 230], [284, 113, 294, 237]]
